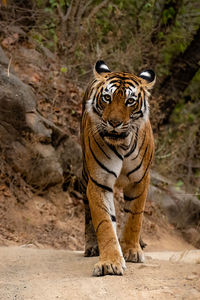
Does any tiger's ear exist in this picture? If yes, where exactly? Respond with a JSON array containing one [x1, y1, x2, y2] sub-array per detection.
[[94, 60, 111, 78], [139, 70, 156, 89]]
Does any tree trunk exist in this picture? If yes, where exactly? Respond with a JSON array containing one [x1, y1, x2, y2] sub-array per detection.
[[157, 26, 200, 125], [151, 0, 183, 44]]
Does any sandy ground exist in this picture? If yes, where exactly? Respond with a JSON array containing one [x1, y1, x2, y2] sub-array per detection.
[[0, 246, 200, 300]]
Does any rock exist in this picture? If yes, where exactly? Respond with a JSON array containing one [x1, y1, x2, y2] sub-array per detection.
[[186, 274, 199, 280], [138, 263, 160, 269], [57, 136, 82, 178], [0, 46, 82, 190], [149, 170, 200, 229], [0, 46, 11, 69], [182, 228, 200, 248]]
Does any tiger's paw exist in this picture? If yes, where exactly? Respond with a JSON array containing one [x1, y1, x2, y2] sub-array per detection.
[[123, 247, 145, 263], [84, 244, 99, 257], [93, 258, 126, 276]]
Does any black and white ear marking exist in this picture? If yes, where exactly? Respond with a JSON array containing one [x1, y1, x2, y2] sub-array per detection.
[[95, 60, 111, 75], [139, 70, 155, 83], [139, 69, 156, 89]]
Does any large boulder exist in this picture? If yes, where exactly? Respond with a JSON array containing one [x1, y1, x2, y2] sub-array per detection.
[[149, 170, 200, 227], [0, 46, 82, 190], [149, 170, 200, 247]]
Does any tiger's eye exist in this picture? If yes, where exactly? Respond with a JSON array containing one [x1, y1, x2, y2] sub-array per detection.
[[103, 94, 111, 103], [126, 98, 136, 106]]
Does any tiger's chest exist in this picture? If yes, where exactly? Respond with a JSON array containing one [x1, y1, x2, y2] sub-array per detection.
[[116, 141, 148, 188], [84, 127, 149, 188]]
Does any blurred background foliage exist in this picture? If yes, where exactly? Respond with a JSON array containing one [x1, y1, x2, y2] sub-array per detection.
[[0, 0, 200, 195]]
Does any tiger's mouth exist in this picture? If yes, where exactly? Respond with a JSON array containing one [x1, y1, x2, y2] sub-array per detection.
[[101, 130, 130, 144], [104, 130, 129, 139]]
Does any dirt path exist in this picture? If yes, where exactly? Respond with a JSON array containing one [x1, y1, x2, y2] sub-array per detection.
[[0, 247, 199, 300]]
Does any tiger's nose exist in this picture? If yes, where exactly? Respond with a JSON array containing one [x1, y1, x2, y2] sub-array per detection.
[[108, 119, 123, 128]]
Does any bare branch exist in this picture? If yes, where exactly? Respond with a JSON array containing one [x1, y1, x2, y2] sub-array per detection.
[[79, 0, 93, 18], [57, 0, 76, 24], [67, 0, 80, 24], [85, 0, 109, 22], [75, 0, 88, 29], [63, 0, 74, 23], [57, 3, 64, 20]]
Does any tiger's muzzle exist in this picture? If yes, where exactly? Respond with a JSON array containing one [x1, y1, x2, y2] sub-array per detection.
[[100, 121, 130, 145]]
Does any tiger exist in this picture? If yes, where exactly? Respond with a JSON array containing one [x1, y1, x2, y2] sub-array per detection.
[[80, 60, 155, 276]]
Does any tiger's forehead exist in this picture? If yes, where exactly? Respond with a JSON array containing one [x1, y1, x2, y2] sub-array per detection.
[[104, 83, 137, 98], [103, 72, 141, 96], [104, 72, 142, 85]]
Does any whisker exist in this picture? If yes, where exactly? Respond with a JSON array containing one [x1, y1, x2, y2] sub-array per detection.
[[88, 122, 103, 138]]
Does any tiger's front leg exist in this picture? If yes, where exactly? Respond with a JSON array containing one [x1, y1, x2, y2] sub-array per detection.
[[120, 173, 150, 263], [84, 196, 99, 257], [87, 179, 126, 276]]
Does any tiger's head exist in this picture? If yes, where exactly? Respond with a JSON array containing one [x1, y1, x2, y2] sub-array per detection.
[[86, 60, 156, 145]]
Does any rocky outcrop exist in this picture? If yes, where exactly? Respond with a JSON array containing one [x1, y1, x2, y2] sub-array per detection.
[[149, 171, 200, 226], [0, 46, 82, 190], [149, 171, 200, 247]]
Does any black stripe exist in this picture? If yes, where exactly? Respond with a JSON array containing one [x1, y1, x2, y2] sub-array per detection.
[[96, 219, 109, 234], [83, 196, 89, 204], [82, 165, 89, 182], [131, 110, 143, 121], [109, 83, 119, 89], [125, 78, 139, 86], [120, 144, 129, 151], [109, 79, 120, 85], [124, 133, 138, 158], [92, 90, 98, 105], [97, 205, 116, 224], [92, 106, 101, 116], [120, 135, 133, 151], [96, 92, 103, 111], [124, 209, 144, 215], [108, 75, 139, 85], [127, 145, 148, 177], [105, 75, 121, 81], [80, 181, 87, 193], [99, 131, 124, 160], [112, 75, 127, 80], [97, 203, 110, 215], [91, 79, 97, 86], [135, 152, 153, 184], [125, 81, 138, 89], [82, 166, 88, 177], [144, 98, 147, 112], [111, 215, 116, 222], [129, 79, 139, 86], [124, 194, 134, 201], [105, 142, 124, 160], [124, 189, 145, 201], [92, 88, 103, 114], [116, 89, 124, 96], [89, 138, 117, 178], [137, 92, 142, 107], [93, 135, 111, 159], [81, 170, 88, 183], [81, 112, 86, 128], [82, 172, 88, 183], [132, 130, 146, 161], [90, 176, 113, 193]]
